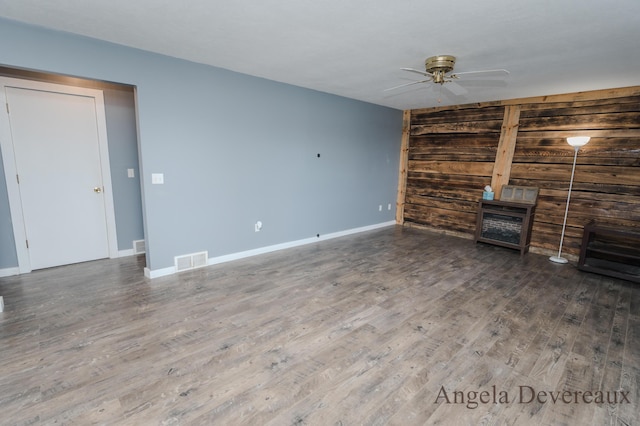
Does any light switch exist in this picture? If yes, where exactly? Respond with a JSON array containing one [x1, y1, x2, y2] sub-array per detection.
[[127, 168, 135, 178], [151, 173, 164, 184]]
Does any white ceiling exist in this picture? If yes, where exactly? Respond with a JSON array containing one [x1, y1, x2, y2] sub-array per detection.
[[1, 0, 639, 110]]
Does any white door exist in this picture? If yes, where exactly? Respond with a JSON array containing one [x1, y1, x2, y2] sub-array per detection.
[[1, 80, 117, 271]]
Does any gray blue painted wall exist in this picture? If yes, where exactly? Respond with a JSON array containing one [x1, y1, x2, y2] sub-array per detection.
[[102, 87, 144, 251], [0, 18, 402, 273], [0, 148, 17, 268]]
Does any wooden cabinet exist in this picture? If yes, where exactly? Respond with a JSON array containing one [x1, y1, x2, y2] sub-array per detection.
[[475, 200, 536, 256], [578, 221, 640, 283]]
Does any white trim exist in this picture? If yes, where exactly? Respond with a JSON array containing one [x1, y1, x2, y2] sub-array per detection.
[[144, 265, 174, 279], [0, 77, 118, 273], [144, 221, 396, 279], [0, 267, 20, 278], [118, 249, 134, 257], [209, 221, 396, 266]]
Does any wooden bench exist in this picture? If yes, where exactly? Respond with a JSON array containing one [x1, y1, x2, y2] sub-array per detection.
[[578, 221, 640, 283]]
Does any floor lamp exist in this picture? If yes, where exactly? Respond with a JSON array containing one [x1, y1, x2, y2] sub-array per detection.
[[549, 136, 591, 264]]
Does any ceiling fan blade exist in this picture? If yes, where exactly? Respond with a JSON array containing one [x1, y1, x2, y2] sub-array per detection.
[[443, 81, 468, 96], [401, 67, 432, 77], [384, 79, 430, 92], [450, 69, 510, 78]]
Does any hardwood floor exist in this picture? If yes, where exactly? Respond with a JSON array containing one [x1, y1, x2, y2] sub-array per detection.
[[1, 226, 638, 425]]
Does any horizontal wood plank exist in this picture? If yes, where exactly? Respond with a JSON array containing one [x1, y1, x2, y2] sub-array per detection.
[[409, 160, 494, 176], [411, 105, 505, 125], [510, 164, 640, 185], [411, 121, 503, 135], [518, 112, 640, 131]]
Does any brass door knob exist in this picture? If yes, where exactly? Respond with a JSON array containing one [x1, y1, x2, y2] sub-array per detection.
[[93, 187, 102, 193]]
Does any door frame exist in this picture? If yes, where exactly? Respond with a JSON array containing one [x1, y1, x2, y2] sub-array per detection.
[[0, 77, 118, 273]]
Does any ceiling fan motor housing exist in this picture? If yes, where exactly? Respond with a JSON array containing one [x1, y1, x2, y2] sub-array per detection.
[[424, 55, 456, 84], [425, 55, 456, 74]]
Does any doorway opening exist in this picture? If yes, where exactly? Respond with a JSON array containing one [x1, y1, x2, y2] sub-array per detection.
[[0, 66, 144, 274]]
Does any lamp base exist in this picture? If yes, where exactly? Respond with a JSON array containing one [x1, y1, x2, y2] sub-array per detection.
[[549, 256, 568, 264]]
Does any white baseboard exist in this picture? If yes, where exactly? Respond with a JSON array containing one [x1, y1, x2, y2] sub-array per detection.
[[118, 249, 135, 257], [144, 221, 396, 279], [0, 267, 20, 278], [144, 265, 175, 279]]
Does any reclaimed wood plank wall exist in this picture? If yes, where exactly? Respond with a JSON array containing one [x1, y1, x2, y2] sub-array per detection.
[[401, 86, 640, 256], [403, 103, 505, 234]]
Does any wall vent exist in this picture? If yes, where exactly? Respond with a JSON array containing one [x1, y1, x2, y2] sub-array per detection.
[[174, 251, 209, 272], [133, 239, 146, 254]]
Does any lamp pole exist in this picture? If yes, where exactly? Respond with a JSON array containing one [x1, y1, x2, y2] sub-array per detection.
[[549, 136, 590, 264]]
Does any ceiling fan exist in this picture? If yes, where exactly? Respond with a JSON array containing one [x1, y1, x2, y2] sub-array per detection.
[[385, 55, 509, 96]]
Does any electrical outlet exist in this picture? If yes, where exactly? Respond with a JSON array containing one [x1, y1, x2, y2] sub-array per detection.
[[255, 221, 263, 232], [378, 205, 382, 211], [388, 203, 392, 210], [127, 168, 135, 178]]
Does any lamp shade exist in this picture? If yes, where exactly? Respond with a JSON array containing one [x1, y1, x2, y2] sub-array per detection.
[[566, 136, 591, 147]]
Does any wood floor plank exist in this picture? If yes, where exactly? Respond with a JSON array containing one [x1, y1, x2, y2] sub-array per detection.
[[590, 283, 632, 425], [1, 226, 638, 425], [618, 316, 640, 425], [527, 277, 595, 387]]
